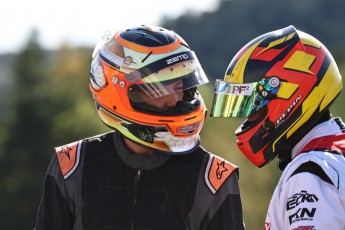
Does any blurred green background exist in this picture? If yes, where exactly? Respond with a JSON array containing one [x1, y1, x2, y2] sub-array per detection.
[[1, 0, 345, 229]]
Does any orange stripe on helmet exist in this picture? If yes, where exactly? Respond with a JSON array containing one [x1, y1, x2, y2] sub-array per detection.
[[114, 33, 182, 54]]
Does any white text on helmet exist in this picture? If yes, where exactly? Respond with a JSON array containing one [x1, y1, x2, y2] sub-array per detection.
[[276, 94, 302, 126], [166, 54, 189, 65]]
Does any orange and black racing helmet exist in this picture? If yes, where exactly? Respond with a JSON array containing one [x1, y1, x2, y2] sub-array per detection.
[[90, 25, 209, 154], [210, 25, 342, 167]]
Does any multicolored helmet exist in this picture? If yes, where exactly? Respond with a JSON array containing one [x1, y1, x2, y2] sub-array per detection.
[[90, 25, 209, 154], [210, 25, 342, 167]]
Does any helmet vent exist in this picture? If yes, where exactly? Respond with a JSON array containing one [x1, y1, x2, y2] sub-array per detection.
[[181, 43, 190, 49], [158, 119, 174, 122], [121, 26, 176, 47], [185, 116, 196, 121]]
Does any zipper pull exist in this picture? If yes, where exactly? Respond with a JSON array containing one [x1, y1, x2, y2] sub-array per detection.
[[134, 169, 141, 185]]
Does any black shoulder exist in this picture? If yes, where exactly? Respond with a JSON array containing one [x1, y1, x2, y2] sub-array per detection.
[[82, 132, 116, 163], [290, 161, 334, 186], [55, 132, 114, 179]]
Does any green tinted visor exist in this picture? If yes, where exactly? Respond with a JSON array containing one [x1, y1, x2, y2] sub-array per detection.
[[210, 79, 258, 118]]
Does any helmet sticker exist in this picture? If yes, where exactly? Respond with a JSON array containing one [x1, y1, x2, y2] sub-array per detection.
[[125, 71, 142, 83], [176, 122, 201, 134], [123, 56, 135, 66], [216, 81, 255, 96], [166, 53, 190, 65], [276, 94, 302, 126]]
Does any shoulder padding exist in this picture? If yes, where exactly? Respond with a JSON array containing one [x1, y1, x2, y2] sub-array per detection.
[[204, 154, 238, 194], [290, 161, 334, 186], [55, 140, 82, 180]]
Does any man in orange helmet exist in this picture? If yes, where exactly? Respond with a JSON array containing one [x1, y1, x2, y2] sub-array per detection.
[[211, 25, 345, 229], [35, 25, 245, 229]]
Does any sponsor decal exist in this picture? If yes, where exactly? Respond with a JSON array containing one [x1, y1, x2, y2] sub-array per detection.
[[216, 161, 228, 179], [217, 81, 254, 96], [55, 141, 81, 179], [276, 94, 301, 126], [125, 71, 142, 82], [227, 85, 250, 94], [289, 208, 316, 225], [205, 155, 237, 194], [176, 122, 200, 134], [166, 53, 189, 65], [287, 190, 318, 225], [287, 190, 319, 210], [57, 145, 73, 159], [123, 56, 134, 66]]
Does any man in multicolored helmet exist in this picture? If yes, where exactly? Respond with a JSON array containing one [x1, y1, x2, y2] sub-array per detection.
[[35, 25, 245, 229], [210, 25, 345, 229]]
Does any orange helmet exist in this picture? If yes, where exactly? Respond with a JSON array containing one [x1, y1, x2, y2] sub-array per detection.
[[210, 25, 342, 167], [90, 25, 209, 154]]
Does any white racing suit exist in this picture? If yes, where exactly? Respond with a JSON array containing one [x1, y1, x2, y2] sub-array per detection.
[[265, 117, 345, 230]]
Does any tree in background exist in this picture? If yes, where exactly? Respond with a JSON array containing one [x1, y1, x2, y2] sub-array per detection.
[[0, 30, 50, 229], [0, 1, 345, 228], [0, 31, 107, 229]]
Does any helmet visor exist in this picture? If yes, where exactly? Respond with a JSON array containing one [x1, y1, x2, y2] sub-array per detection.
[[210, 79, 259, 118], [127, 51, 208, 103]]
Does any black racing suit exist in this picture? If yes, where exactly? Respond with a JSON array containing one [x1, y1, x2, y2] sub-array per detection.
[[35, 131, 244, 229]]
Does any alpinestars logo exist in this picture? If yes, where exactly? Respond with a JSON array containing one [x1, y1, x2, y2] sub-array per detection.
[[216, 161, 228, 179], [287, 190, 318, 224], [57, 145, 73, 159]]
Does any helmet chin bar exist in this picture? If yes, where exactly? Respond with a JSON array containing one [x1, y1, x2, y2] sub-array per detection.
[[122, 123, 167, 143]]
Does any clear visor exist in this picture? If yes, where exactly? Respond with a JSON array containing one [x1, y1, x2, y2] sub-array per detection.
[[127, 51, 208, 103], [210, 80, 259, 118]]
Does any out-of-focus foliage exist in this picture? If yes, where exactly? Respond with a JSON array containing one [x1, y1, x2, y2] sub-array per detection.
[[162, 0, 345, 82], [0, 32, 108, 229], [0, 0, 344, 229]]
